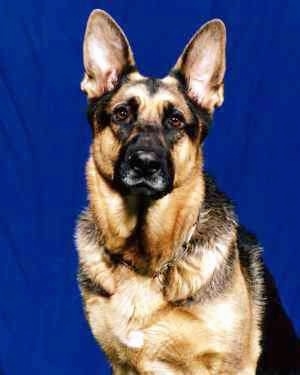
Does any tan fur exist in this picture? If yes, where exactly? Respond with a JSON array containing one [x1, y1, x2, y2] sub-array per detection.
[[76, 10, 263, 374], [78, 241, 260, 374], [78, 150, 262, 373]]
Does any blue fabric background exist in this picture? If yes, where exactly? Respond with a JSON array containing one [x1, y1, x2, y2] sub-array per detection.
[[0, 1, 299, 374]]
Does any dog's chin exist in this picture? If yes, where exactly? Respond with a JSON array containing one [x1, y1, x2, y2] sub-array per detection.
[[128, 184, 167, 200]]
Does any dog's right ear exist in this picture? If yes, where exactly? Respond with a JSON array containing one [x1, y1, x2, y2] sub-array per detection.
[[81, 10, 135, 99]]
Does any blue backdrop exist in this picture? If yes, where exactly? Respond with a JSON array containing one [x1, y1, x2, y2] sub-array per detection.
[[0, 1, 299, 374]]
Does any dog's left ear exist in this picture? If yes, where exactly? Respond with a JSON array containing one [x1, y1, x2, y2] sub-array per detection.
[[172, 19, 226, 113]]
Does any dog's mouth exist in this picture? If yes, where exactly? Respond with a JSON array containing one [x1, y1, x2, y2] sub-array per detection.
[[115, 148, 173, 199], [121, 173, 169, 198]]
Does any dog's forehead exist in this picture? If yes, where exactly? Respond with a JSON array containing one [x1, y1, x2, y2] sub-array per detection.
[[109, 73, 192, 119]]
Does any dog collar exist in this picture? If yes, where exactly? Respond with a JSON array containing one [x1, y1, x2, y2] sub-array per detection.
[[105, 222, 197, 282]]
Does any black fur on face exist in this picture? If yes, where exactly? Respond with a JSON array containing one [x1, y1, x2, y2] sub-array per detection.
[[114, 125, 174, 200]]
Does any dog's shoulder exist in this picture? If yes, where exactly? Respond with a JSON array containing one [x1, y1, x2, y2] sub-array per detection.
[[237, 225, 264, 305], [76, 208, 102, 246], [203, 173, 264, 303], [193, 172, 237, 253]]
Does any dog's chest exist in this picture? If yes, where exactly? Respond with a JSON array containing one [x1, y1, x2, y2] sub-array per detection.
[[82, 266, 253, 374], [109, 273, 165, 347], [84, 269, 166, 353]]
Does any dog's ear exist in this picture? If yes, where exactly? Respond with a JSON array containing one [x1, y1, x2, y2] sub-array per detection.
[[172, 19, 226, 113], [81, 10, 135, 99]]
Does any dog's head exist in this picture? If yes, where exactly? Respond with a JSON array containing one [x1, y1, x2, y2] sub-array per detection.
[[81, 10, 226, 200]]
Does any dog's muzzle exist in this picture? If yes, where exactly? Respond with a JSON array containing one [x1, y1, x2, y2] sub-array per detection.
[[115, 147, 173, 199]]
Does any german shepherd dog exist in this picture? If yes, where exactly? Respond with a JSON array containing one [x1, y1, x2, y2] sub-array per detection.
[[76, 9, 299, 375]]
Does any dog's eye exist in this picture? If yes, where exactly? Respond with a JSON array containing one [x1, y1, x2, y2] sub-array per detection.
[[112, 106, 130, 123], [166, 114, 185, 129]]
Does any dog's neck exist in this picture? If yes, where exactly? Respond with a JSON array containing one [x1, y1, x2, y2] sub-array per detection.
[[86, 156, 205, 274], [82, 157, 238, 303]]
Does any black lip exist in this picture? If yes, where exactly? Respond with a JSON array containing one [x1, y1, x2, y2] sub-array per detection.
[[124, 176, 163, 189], [122, 177, 171, 199], [114, 172, 172, 200]]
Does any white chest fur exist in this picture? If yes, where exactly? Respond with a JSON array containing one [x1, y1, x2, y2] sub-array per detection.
[[100, 270, 165, 350]]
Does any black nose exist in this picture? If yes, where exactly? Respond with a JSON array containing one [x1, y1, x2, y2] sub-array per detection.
[[128, 150, 162, 177]]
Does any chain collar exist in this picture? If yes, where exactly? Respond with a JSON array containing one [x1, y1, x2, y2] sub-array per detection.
[[105, 223, 197, 285]]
